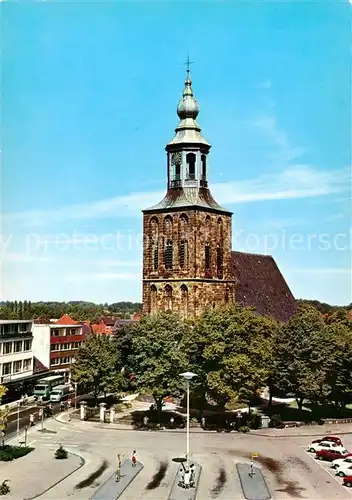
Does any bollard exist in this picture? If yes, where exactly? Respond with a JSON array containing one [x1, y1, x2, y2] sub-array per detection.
[[99, 403, 107, 423], [110, 407, 115, 424], [80, 401, 87, 420]]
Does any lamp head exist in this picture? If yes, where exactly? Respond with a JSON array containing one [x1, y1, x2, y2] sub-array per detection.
[[179, 371, 197, 381]]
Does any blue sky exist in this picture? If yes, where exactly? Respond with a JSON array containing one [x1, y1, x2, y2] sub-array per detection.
[[1, 1, 351, 305]]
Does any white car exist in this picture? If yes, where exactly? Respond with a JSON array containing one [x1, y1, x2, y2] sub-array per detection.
[[308, 441, 340, 453], [331, 456, 352, 469], [335, 463, 352, 477]]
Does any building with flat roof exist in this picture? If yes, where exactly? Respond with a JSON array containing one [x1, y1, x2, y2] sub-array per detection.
[[0, 320, 49, 401]]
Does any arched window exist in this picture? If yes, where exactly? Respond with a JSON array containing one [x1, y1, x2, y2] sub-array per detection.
[[153, 244, 159, 271], [186, 153, 196, 179], [150, 285, 157, 314], [179, 214, 188, 269], [217, 245, 223, 279], [165, 240, 173, 269], [179, 239, 187, 268], [205, 245, 211, 271], [205, 215, 211, 240], [150, 217, 159, 238], [180, 285, 188, 319], [164, 215, 173, 236], [217, 217, 223, 238], [201, 154, 207, 178], [164, 285, 173, 311]]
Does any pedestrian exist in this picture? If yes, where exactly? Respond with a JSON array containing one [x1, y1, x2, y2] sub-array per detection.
[[60, 401, 65, 412], [143, 415, 149, 429], [184, 468, 190, 489], [131, 450, 137, 467], [201, 416, 206, 429], [116, 453, 122, 482], [190, 463, 195, 487], [169, 416, 174, 428], [29, 413, 34, 426], [178, 466, 184, 487], [49, 402, 54, 418]]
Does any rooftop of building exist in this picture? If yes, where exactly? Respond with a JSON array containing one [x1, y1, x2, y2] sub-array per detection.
[[231, 250, 297, 323], [0, 320, 33, 324]]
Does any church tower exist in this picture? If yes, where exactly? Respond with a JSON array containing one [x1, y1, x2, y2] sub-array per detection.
[[142, 65, 236, 318]]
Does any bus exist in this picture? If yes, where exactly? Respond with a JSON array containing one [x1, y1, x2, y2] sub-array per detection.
[[33, 375, 66, 400], [49, 384, 72, 402]]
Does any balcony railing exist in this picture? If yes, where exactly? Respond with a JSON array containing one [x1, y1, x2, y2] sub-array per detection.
[[170, 180, 182, 188]]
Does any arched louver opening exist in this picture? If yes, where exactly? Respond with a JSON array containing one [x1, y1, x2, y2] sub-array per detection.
[[164, 240, 173, 270], [180, 284, 188, 319], [164, 285, 173, 311], [150, 285, 157, 313], [186, 153, 196, 180]]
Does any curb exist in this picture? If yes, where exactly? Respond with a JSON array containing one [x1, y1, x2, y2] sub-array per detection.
[[54, 410, 76, 425], [24, 450, 85, 500]]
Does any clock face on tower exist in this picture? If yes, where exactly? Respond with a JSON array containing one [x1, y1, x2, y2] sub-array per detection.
[[171, 152, 182, 165]]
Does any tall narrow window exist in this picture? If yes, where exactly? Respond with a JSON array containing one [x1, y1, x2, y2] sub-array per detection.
[[205, 245, 211, 271], [175, 163, 181, 180], [164, 285, 173, 311], [153, 244, 159, 271], [186, 153, 196, 179], [180, 285, 188, 319], [201, 154, 207, 178], [165, 240, 173, 269], [179, 239, 187, 268], [150, 285, 157, 314], [217, 246, 223, 279]]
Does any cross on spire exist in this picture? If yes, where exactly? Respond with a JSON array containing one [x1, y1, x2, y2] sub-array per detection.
[[184, 54, 194, 72]]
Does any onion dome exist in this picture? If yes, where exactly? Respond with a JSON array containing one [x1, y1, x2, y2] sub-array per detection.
[[177, 70, 200, 120]]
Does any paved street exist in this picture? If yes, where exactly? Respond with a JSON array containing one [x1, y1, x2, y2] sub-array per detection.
[[5, 412, 352, 499]]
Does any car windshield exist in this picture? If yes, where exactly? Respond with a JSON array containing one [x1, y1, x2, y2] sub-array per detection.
[[34, 385, 45, 391]]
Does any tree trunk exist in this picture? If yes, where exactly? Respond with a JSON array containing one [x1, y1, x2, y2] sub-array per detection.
[[154, 396, 163, 422], [268, 391, 273, 408], [296, 398, 304, 411]]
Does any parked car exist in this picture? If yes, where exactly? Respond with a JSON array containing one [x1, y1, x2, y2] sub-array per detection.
[[343, 475, 352, 487], [316, 449, 350, 462], [335, 464, 352, 477], [331, 455, 352, 469], [308, 441, 340, 453], [312, 436, 343, 446]]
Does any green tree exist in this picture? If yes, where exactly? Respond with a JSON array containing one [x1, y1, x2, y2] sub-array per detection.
[[130, 312, 189, 418], [0, 386, 10, 432], [273, 303, 329, 410], [190, 305, 278, 410], [71, 335, 122, 398], [324, 321, 352, 409]]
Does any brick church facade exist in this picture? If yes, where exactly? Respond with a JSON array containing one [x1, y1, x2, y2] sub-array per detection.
[[142, 67, 296, 322]]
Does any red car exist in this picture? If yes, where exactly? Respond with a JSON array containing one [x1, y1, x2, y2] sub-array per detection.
[[312, 436, 343, 446], [316, 449, 350, 462], [343, 476, 352, 487]]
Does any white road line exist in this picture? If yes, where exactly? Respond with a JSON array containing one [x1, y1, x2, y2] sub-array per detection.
[[302, 447, 352, 494], [27, 440, 36, 446]]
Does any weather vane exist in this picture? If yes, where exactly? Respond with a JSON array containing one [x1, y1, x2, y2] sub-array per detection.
[[184, 54, 194, 72]]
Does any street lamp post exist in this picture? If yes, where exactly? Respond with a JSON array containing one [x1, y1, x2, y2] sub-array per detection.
[[74, 382, 78, 411], [180, 371, 197, 466]]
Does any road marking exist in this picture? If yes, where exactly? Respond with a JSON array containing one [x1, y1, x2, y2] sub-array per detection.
[[28, 440, 36, 446], [302, 447, 352, 494]]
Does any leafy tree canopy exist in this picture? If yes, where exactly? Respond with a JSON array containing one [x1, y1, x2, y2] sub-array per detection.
[[71, 335, 122, 397], [130, 312, 189, 412], [191, 305, 279, 408]]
